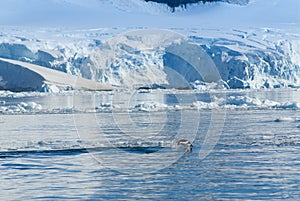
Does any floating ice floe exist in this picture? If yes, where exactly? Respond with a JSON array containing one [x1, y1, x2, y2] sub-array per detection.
[[191, 95, 300, 110], [191, 101, 219, 109], [272, 102, 300, 110], [274, 117, 300, 122], [0, 101, 42, 114], [40, 84, 61, 93], [0, 92, 299, 115], [95, 102, 120, 112], [225, 96, 262, 107], [133, 102, 168, 112]]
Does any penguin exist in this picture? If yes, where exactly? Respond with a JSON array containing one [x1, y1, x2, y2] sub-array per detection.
[[176, 139, 193, 152]]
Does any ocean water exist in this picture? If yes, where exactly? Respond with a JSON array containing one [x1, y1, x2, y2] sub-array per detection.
[[1, 89, 300, 200]]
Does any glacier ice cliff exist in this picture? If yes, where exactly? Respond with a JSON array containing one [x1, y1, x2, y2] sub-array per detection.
[[0, 28, 299, 91]]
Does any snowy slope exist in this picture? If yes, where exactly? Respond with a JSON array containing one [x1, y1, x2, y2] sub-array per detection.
[[0, 58, 113, 92]]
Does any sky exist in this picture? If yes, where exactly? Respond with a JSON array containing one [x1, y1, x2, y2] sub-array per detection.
[[0, 0, 299, 29]]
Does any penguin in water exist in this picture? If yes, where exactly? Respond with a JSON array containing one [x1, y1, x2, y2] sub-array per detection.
[[176, 139, 193, 152]]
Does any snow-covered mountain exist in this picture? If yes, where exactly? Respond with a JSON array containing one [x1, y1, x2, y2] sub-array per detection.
[[0, 0, 299, 91]]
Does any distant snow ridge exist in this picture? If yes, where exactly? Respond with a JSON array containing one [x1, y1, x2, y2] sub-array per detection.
[[106, 0, 170, 14], [225, 0, 249, 5], [144, 0, 249, 9]]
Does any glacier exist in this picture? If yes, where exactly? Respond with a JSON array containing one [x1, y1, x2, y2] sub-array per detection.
[[0, 27, 299, 90]]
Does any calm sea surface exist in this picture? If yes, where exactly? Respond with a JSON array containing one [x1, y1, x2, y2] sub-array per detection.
[[1, 89, 300, 200]]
